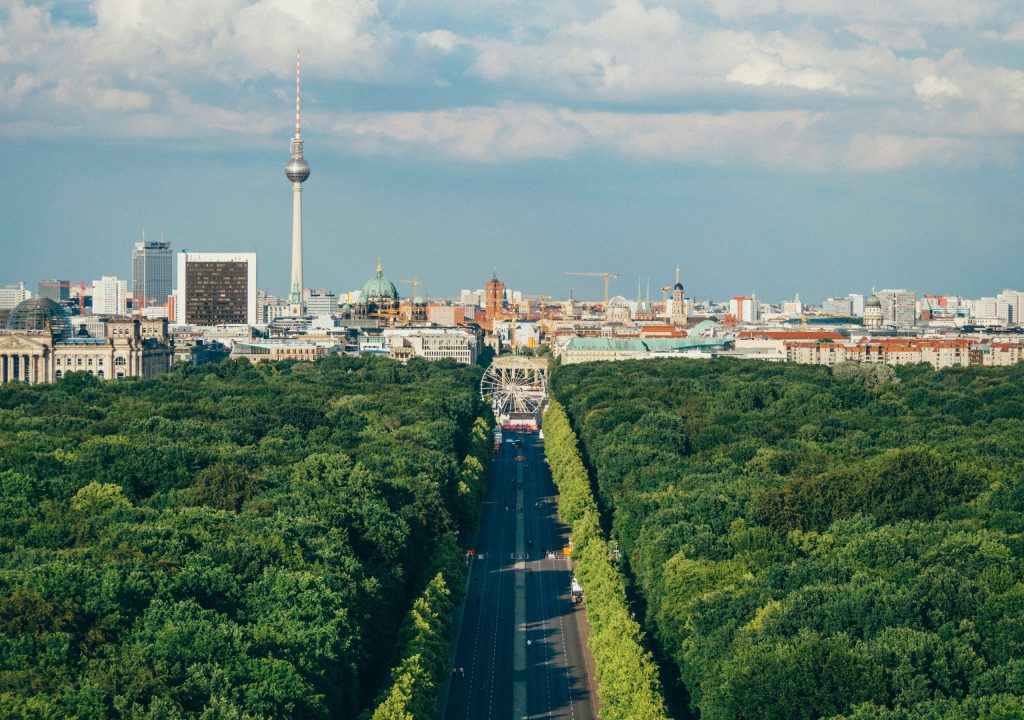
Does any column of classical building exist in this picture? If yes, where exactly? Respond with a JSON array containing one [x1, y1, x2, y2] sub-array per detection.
[[0, 345, 51, 385]]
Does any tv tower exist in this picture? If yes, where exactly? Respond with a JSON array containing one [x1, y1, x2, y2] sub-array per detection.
[[285, 49, 311, 317]]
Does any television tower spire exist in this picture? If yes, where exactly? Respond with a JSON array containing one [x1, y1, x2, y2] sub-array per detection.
[[285, 49, 310, 317]]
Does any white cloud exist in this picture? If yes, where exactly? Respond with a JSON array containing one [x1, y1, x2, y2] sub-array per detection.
[[913, 75, 962, 107], [0, 0, 1021, 171], [727, 49, 844, 92], [418, 29, 460, 53]]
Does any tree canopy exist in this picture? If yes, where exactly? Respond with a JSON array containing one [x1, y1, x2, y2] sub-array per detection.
[[0, 356, 489, 719], [552, 359, 1024, 720]]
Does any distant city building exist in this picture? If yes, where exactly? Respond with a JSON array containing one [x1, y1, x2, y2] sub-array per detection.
[[730, 296, 759, 323], [256, 290, 288, 325], [997, 289, 1023, 325], [876, 289, 916, 327], [37, 279, 70, 302], [824, 297, 854, 316], [786, 338, 972, 370], [0, 282, 31, 310], [427, 305, 466, 326], [972, 297, 1012, 326], [385, 327, 479, 364], [231, 340, 332, 364], [847, 293, 865, 317], [460, 289, 485, 307], [91, 276, 129, 316], [782, 294, 803, 315], [175, 252, 257, 326], [132, 235, 173, 311], [306, 289, 337, 316]]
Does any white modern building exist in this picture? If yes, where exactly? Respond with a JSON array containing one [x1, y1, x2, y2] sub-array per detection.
[[997, 289, 1023, 325], [0, 282, 31, 310], [92, 276, 129, 316], [306, 290, 337, 316], [972, 297, 1012, 326], [847, 293, 866, 317]]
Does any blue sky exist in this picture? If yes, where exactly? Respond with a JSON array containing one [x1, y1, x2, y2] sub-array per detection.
[[1, 0, 1022, 303]]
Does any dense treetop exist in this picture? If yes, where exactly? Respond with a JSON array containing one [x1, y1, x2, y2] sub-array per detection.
[[0, 357, 489, 719], [553, 359, 1024, 720]]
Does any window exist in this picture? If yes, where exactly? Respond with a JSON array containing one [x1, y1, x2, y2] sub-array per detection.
[[88, 358, 93, 366], [97, 370, 104, 378], [55, 371, 62, 379], [77, 357, 82, 365], [115, 357, 127, 366]]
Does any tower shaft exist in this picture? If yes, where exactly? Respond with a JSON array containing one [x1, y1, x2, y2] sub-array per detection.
[[290, 183, 303, 316]]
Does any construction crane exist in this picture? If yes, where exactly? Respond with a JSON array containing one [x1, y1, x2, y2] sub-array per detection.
[[566, 272, 620, 306], [399, 276, 424, 302]]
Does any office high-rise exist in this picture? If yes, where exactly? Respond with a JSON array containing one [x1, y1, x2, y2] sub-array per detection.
[[132, 234, 173, 310], [175, 252, 257, 326]]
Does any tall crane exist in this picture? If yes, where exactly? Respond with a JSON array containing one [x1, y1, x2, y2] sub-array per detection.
[[399, 276, 424, 302], [565, 272, 620, 306]]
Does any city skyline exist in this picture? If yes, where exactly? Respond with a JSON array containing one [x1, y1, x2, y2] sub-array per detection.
[[2, 1, 1022, 301]]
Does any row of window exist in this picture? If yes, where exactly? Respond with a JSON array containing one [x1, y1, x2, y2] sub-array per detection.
[[55, 356, 128, 367]]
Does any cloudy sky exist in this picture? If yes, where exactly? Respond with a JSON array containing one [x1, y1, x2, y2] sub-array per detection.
[[1, 0, 1022, 302]]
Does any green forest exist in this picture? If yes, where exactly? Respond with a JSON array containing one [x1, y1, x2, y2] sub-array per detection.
[[552, 359, 1024, 720], [0, 357, 490, 719]]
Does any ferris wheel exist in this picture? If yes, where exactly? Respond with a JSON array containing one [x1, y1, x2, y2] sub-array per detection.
[[480, 356, 549, 418]]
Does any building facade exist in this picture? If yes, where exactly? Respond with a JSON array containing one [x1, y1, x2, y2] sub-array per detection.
[[175, 252, 258, 325], [37, 280, 70, 302], [877, 289, 917, 327], [384, 328, 479, 364], [0, 283, 31, 310], [306, 290, 337, 316], [92, 276, 129, 316]]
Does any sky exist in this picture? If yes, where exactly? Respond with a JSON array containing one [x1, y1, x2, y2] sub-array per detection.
[[1, 0, 1022, 304]]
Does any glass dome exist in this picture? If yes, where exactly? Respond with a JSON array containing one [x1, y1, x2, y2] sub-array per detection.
[[5, 297, 72, 341]]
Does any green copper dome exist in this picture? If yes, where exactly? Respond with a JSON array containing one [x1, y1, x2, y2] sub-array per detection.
[[361, 260, 399, 302]]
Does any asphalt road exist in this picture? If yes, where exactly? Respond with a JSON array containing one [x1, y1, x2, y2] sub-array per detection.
[[441, 431, 597, 720]]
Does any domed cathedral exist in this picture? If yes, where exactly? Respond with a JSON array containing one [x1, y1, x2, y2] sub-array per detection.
[[670, 264, 687, 327], [863, 291, 884, 329], [353, 259, 401, 322]]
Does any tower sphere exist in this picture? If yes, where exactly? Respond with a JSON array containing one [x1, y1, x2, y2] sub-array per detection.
[[285, 156, 310, 183]]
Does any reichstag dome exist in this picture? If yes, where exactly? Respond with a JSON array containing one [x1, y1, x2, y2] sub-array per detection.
[[5, 298, 73, 341]]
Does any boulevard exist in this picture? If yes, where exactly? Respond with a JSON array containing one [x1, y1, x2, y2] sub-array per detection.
[[442, 431, 597, 720]]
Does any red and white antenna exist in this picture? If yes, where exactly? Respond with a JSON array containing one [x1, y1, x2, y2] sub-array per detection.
[[295, 48, 302, 139]]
